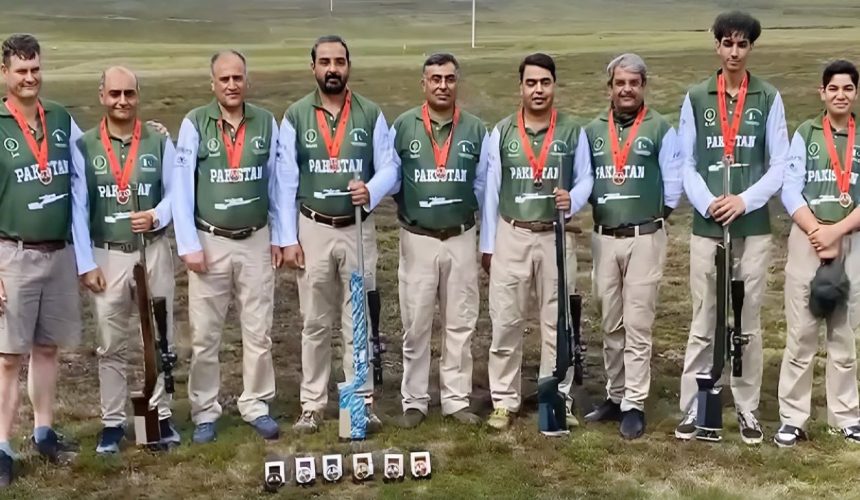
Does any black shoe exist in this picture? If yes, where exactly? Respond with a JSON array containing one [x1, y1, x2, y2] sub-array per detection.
[[32, 429, 79, 463], [0, 450, 12, 488], [584, 399, 622, 423], [620, 409, 646, 440], [95, 426, 125, 455], [773, 424, 807, 448], [159, 418, 181, 448]]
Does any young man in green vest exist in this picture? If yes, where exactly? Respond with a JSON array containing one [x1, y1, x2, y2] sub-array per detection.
[[173, 50, 287, 444], [774, 60, 860, 447], [582, 54, 682, 439], [675, 11, 789, 445], [280, 35, 397, 434], [480, 53, 593, 431], [71, 66, 180, 454], [0, 34, 83, 487], [389, 53, 487, 429]]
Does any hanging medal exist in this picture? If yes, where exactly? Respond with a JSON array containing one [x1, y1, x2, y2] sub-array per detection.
[[822, 113, 856, 209], [421, 102, 459, 181], [607, 105, 647, 186], [517, 107, 557, 190], [5, 99, 51, 185], [315, 90, 353, 173], [99, 118, 142, 206]]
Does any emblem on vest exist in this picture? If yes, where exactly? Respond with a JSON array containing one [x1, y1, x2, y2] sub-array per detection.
[[14, 160, 69, 184], [214, 196, 260, 210], [549, 140, 568, 157], [505, 139, 521, 157], [592, 136, 605, 157], [704, 108, 717, 127], [27, 192, 68, 211], [745, 108, 763, 127], [52, 129, 68, 149], [4, 138, 19, 158], [807, 141, 820, 159], [409, 139, 421, 159], [634, 137, 653, 157], [207, 138, 221, 156], [93, 155, 108, 174], [304, 129, 318, 149], [350, 128, 368, 147], [251, 136, 267, 154], [139, 153, 159, 172], [457, 140, 476, 159]]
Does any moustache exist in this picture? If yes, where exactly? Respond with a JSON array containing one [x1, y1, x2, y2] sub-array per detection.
[[325, 73, 342, 81]]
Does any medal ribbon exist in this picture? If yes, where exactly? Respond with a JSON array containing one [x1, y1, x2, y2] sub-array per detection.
[[315, 89, 353, 172], [607, 105, 647, 180], [822, 113, 856, 196], [421, 102, 460, 178], [517, 107, 557, 184], [716, 72, 749, 162], [217, 118, 246, 169], [99, 118, 142, 195], [5, 99, 48, 171]]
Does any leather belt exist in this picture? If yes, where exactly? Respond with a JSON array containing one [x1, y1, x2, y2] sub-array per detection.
[[0, 237, 66, 252], [400, 219, 475, 241], [594, 219, 664, 238], [93, 232, 164, 254], [301, 204, 368, 228], [195, 217, 260, 240], [501, 215, 556, 233]]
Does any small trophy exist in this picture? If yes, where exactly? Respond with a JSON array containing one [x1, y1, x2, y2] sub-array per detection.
[[410, 451, 431, 480], [321, 454, 343, 483], [383, 453, 404, 482], [263, 458, 286, 493], [295, 457, 316, 486], [352, 453, 374, 482]]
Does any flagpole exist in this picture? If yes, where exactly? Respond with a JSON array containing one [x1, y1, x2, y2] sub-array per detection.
[[471, 0, 476, 48]]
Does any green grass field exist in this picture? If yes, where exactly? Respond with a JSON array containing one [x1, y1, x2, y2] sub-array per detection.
[[4, 0, 860, 498]]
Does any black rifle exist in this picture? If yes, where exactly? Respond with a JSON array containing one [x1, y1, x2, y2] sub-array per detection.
[[366, 290, 384, 386], [694, 159, 747, 441]]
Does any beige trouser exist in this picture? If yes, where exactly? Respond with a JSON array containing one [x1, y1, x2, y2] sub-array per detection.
[[399, 226, 478, 415], [297, 213, 378, 412], [679, 234, 770, 414], [91, 237, 174, 427], [488, 218, 577, 412], [0, 244, 81, 354], [591, 228, 667, 412], [778, 224, 860, 429], [187, 227, 275, 424]]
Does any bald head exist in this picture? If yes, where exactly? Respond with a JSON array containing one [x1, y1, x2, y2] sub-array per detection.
[[99, 65, 140, 124], [210, 50, 248, 111]]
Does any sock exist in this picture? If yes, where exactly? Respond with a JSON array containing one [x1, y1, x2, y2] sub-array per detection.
[[0, 441, 15, 459], [33, 426, 52, 443]]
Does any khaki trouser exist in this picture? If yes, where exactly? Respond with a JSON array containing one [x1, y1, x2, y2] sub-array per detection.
[[297, 213, 378, 412], [0, 244, 81, 354], [399, 226, 478, 415], [488, 218, 577, 412], [91, 237, 174, 427], [778, 224, 860, 429], [591, 228, 667, 412], [187, 227, 275, 424], [679, 234, 770, 414]]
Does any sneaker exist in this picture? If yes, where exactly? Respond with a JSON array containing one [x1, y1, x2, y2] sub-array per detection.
[[833, 424, 860, 444], [293, 410, 322, 434], [159, 418, 181, 447], [95, 426, 125, 455], [365, 405, 383, 434], [0, 450, 12, 488], [399, 409, 426, 429], [584, 399, 622, 423], [32, 429, 79, 463], [773, 424, 807, 448], [487, 408, 513, 430], [446, 408, 481, 426], [250, 415, 280, 440], [675, 409, 697, 440], [737, 411, 763, 445], [565, 405, 580, 428], [620, 409, 646, 440], [192, 422, 217, 444]]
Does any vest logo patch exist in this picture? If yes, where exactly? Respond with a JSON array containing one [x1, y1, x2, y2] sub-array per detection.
[[350, 128, 368, 147], [207, 138, 220, 155], [704, 108, 716, 127], [4, 138, 19, 158], [808, 142, 820, 159], [409, 139, 421, 158], [251, 135, 267, 154], [304, 129, 318, 148], [634, 136, 653, 157], [745, 108, 763, 127], [457, 140, 476, 159], [93, 155, 108, 174], [592, 136, 605, 152], [506, 139, 520, 156], [550, 140, 567, 157], [139, 153, 158, 172], [52, 129, 68, 149]]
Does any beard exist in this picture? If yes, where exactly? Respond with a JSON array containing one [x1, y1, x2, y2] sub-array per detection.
[[317, 72, 348, 95]]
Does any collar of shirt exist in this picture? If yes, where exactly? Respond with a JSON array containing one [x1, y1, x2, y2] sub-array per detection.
[[706, 69, 764, 96]]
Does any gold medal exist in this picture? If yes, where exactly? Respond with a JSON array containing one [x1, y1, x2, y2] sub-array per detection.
[[116, 187, 131, 205], [611, 171, 626, 186], [38, 167, 53, 185], [839, 191, 852, 208]]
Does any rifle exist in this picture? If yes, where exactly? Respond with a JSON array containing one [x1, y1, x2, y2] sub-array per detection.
[[694, 157, 747, 442], [537, 172, 579, 436], [130, 188, 176, 447], [338, 172, 370, 441], [367, 290, 384, 386]]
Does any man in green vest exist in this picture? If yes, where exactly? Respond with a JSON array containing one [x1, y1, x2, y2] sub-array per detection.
[[173, 50, 286, 444], [280, 35, 398, 434], [390, 53, 487, 428], [675, 11, 789, 445], [71, 66, 180, 454], [774, 60, 860, 447], [0, 33, 83, 487], [480, 53, 593, 431], [582, 54, 682, 439]]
